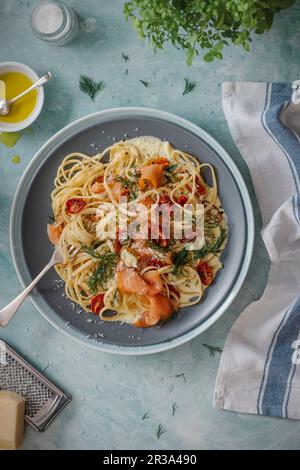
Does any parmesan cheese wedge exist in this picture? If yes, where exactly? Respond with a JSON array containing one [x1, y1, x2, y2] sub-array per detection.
[[0, 391, 26, 450]]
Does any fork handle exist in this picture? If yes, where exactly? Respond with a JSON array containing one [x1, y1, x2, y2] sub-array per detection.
[[0, 260, 54, 327]]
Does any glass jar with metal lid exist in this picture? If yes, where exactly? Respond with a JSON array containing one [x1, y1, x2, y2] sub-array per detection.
[[30, 0, 79, 46]]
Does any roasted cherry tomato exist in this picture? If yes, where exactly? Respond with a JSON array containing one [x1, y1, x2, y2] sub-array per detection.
[[197, 262, 213, 286], [196, 176, 206, 196], [159, 194, 172, 205], [139, 196, 155, 208], [90, 293, 105, 314], [147, 157, 170, 167], [176, 195, 188, 206], [66, 198, 86, 214]]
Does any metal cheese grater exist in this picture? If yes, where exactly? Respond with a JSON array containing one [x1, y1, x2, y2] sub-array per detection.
[[0, 339, 71, 432]]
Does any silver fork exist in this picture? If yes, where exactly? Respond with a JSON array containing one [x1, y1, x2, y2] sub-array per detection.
[[0, 244, 79, 327]]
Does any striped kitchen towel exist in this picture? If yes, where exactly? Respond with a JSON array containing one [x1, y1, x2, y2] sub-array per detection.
[[214, 82, 300, 419]]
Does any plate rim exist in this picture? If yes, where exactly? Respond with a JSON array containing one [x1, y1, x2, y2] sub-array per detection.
[[10, 106, 254, 355]]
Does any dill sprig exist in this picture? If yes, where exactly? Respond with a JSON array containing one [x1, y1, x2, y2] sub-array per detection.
[[193, 228, 228, 260], [142, 412, 150, 421], [116, 176, 137, 200], [121, 52, 130, 62], [82, 245, 104, 259], [202, 343, 223, 358], [147, 240, 170, 253], [172, 229, 227, 274], [171, 402, 179, 416], [79, 75, 105, 101], [183, 78, 196, 95], [156, 423, 167, 440], [87, 253, 118, 293], [139, 79, 150, 87], [165, 164, 178, 173], [173, 248, 189, 274]]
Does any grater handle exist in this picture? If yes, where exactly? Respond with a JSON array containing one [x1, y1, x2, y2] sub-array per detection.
[[0, 261, 54, 327]]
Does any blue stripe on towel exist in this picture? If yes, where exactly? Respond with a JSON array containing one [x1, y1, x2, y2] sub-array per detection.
[[257, 303, 293, 415], [261, 83, 300, 193], [260, 297, 300, 417], [257, 83, 300, 418]]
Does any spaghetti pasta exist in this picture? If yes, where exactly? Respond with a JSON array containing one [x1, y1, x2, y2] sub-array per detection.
[[47, 136, 228, 327]]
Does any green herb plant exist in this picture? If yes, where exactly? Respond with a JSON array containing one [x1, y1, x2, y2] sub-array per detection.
[[124, 0, 296, 64]]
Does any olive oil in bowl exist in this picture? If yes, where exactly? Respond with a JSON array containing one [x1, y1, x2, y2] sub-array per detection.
[[0, 72, 37, 124]]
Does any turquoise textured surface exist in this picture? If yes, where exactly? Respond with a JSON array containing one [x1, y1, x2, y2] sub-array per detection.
[[1, 0, 300, 450]]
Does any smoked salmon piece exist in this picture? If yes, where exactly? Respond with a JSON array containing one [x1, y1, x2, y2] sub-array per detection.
[[47, 223, 62, 245], [139, 164, 165, 190], [143, 270, 163, 293], [117, 262, 173, 327], [91, 176, 104, 193], [117, 266, 162, 296], [134, 294, 173, 328]]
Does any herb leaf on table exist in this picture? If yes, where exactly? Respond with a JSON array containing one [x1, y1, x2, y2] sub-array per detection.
[[171, 402, 179, 416], [156, 423, 167, 440], [183, 78, 196, 95], [79, 75, 105, 101], [139, 79, 150, 87], [121, 52, 130, 62], [202, 343, 223, 358], [175, 373, 186, 382]]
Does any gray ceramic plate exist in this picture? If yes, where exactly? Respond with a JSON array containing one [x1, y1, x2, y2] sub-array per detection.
[[10, 107, 254, 355]]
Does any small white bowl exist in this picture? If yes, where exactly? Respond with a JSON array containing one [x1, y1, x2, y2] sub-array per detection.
[[0, 62, 44, 132]]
